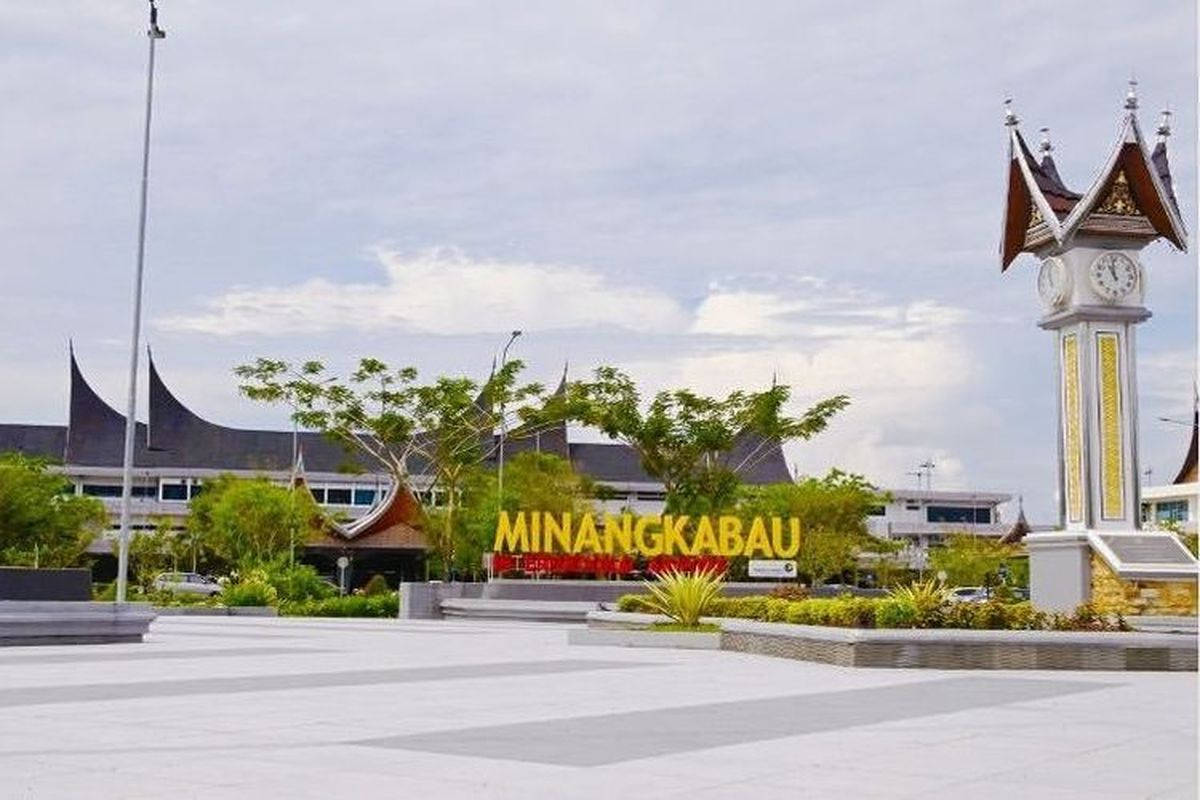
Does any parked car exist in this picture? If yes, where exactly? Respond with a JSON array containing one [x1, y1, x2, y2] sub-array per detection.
[[947, 586, 990, 603], [151, 572, 222, 597]]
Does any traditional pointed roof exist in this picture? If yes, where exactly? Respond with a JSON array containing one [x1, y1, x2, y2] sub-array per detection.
[[1000, 503, 1031, 545], [1000, 118, 1081, 269], [309, 481, 427, 550], [146, 354, 362, 473], [1000, 98, 1187, 270], [1058, 112, 1187, 250], [64, 348, 150, 466]]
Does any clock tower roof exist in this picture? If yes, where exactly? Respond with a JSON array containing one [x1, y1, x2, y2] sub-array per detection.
[[1000, 123, 1081, 270], [1000, 94, 1188, 270]]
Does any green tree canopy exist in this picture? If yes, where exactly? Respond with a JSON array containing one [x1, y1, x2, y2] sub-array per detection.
[[532, 366, 849, 514], [444, 452, 594, 579], [738, 470, 886, 587], [186, 474, 322, 571], [928, 534, 1016, 587], [234, 357, 544, 570], [0, 453, 106, 568]]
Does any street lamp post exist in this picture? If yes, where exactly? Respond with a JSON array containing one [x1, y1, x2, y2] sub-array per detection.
[[115, 2, 166, 604], [496, 330, 522, 506]]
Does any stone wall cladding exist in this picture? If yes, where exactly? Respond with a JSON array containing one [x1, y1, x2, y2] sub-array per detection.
[[1090, 554, 1198, 616]]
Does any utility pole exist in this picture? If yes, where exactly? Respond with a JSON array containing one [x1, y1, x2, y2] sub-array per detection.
[[115, 2, 166, 604]]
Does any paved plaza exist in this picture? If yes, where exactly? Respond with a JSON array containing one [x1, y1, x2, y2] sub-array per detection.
[[0, 617, 1195, 799]]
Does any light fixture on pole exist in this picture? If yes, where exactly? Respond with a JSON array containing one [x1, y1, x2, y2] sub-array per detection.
[[496, 330, 522, 506], [115, 1, 166, 604]]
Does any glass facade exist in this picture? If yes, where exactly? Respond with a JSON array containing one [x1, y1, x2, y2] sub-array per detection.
[[925, 505, 992, 524]]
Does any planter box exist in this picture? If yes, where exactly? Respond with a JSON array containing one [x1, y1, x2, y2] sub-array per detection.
[[579, 610, 1198, 672], [153, 606, 277, 617], [1, 601, 156, 646], [0, 568, 91, 601]]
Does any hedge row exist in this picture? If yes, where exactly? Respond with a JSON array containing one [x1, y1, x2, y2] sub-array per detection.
[[616, 594, 1128, 632], [278, 594, 399, 618]]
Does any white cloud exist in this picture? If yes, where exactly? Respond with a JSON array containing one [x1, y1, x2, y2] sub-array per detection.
[[692, 279, 970, 340], [156, 247, 690, 336]]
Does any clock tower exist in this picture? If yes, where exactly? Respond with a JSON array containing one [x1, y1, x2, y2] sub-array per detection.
[[1001, 83, 1197, 610]]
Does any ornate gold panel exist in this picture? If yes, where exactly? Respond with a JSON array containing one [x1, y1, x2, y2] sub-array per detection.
[[1096, 170, 1141, 217], [1096, 332, 1124, 519], [1062, 334, 1084, 523]]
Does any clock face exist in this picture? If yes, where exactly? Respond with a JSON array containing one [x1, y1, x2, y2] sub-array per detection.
[[1037, 257, 1070, 308], [1089, 252, 1139, 302]]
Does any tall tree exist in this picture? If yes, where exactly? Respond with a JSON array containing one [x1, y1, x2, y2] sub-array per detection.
[[738, 470, 886, 587], [0, 453, 106, 568], [234, 357, 543, 571], [533, 366, 848, 514], [186, 474, 322, 571]]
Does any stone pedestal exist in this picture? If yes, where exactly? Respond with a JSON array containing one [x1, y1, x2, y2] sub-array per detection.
[[1026, 532, 1093, 612]]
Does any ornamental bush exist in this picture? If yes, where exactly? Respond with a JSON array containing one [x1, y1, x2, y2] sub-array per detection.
[[613, 591, 1126, 632], [279, 594, 398, 618], [874, 597, 918, 628], [222, 570, 278, 607], [361, 574, 390, 597], [265, 563, 336, 602]]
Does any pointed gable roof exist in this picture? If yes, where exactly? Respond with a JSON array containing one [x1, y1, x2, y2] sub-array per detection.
[[1059, 113, 1188, 251], [1000, 103, 1187, 270], [146, 354, 362, 473], [1001, 126, 1081, 270], [309, 480, 427, 550], [64, 348, 149, 467]]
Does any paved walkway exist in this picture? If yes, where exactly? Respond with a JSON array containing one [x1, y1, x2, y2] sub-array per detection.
[[0, 616, 1195, 799]]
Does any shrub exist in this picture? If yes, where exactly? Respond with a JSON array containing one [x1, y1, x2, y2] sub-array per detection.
[[266, 563, 336, 602], [642, 568, 725, 627], [874, 597, 918, 628], [707, 596, 769, 620], [617, 594, 657, 613], [887, 579, 950, 622], [279, 594, 398, 618], [765, 597, 791, 622], [361, 574, 390, 597], [222, 570, 278, 607]]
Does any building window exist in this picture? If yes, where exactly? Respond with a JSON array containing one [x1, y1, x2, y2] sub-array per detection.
[[161, 483, 188, 502], [926, 505, 991, 524], [325, 488, 352, 505], [83, 484, 155, 499], [868, 505, 886, 517], [309, 487, 326, 503], [189, 482, 204, 498], [353, 488, 377, 506], [1156, 500, 1189, 523]]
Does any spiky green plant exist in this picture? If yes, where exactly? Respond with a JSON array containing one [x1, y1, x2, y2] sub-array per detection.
[[642, 567, 726, 627], [887, 578, 951, 623]]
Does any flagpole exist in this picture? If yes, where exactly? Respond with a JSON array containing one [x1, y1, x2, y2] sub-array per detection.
[[115, 2, 166, 604]]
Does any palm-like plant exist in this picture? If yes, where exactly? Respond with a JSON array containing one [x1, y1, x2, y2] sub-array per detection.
[[642, 567, 726, 627], [887, 578, 951, 618]]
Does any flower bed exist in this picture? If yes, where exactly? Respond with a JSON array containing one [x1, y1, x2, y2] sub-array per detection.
[[616, 593, 1129, 632]]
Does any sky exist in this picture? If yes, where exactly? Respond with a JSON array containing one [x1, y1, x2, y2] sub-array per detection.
[[0, 1, 1195, 525]]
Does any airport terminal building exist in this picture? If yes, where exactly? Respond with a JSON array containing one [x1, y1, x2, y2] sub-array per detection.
[[0, 352, 793, 582]]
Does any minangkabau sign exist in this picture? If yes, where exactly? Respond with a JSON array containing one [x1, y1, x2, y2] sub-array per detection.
[[491, 511, 801, 575]]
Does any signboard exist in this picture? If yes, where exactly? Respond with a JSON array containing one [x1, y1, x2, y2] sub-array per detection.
[[748, 559, 797, 579], [490, 511, 803, 578]]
